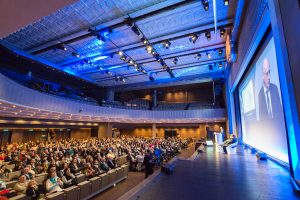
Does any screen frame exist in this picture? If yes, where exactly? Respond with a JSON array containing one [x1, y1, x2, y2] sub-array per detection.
[[234, 26, 292, 170]]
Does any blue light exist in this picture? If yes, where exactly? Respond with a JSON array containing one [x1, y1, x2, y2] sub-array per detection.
[[93, 55, 108, 61], [63, 68, 77, 75]]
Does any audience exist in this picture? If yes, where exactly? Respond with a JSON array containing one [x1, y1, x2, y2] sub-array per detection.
[[0, 136, 191, 198]]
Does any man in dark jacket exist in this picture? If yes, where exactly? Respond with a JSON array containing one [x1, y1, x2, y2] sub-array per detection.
[[143, 150, 154, 178]]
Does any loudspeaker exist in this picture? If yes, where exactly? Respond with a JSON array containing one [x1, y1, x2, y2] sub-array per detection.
[[161, 164, 174, 175], [256, 152, 267, 160]]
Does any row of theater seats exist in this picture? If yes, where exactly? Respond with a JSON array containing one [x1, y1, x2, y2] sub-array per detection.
[[0, 155, 128, 182], [9, 164, 129, 200]]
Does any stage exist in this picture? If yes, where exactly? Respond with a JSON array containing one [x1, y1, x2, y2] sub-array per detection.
[[127, 146, 299, 200]]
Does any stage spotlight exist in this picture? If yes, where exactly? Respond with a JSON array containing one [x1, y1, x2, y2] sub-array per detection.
[[72, 52, 80, 58], [146, 45, 153, 53], [201, 0, 209, 11], [208, 64, 213, 70], [141, 69, 146, 74], [206, 52, 211, 59], [172, 57, 178, 65], [124, 17, 134, 27], [218, 49, 223, 56], [224, 0, 229, 6], [195, 52, 202, 59], [141, 37, 148, 44], [220, 28, 226, 38], [205, 31, 211, 41], [163, 40, 171, 49], [189, 34, 198, 43], [131, 25, 140, 36], [118, 51, 124, 56], [57, 43, 67, 51]]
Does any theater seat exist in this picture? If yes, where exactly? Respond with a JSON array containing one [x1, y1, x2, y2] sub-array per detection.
[[108, 169, 116, 185], [90, 176, 101, 193], [121, 164, 129, 178], [46, 191, 64, 200], [35, 174, 47, 185], [77, 181, 91, 199], [100, 173, 109, 189], [9, 194, 29, 200], [64, 185, 79, 200], [6, 180, 17, 189], [8, 170, 21, 180], [115, 167, 123, 180], [76, 174, 86, 183]]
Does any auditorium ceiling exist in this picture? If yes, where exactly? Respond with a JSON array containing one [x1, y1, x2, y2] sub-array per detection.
[[0, 0, 237, 91]]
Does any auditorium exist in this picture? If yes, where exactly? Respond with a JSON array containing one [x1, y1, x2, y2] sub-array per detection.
[[0, 0, 299, 199]]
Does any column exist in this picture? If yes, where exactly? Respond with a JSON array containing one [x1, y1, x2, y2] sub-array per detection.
[[106, 89, 114, 102], [153, 90, 157, 107], [152, 123, 157, 138], [98, 123, 112, 138]]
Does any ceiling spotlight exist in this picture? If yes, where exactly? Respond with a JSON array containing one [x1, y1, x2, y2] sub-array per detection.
[[57, 43, 67, 51], [128, 59, 135, 65], [146, 45, 153, 53], [141, 37, 148, 44], [97, 34, 106, 42], [218, 49, 223, 56], [134, 63, 138, 68], [141, 69, 147, 74], [189, 34, 198, 43], [172, 57, 178, 65], [224, 0, 229, 6], [97, 66, 103, 70], [120, 55, 127, 61], [205, 31, 211, 41], [149, 75, 155, 82], [218, 63, 223, 69], [220, 28, 226, 38], [163, 40, 171, 49], [120, 77, 126, 82], [206, 52, 211, 59], [131, 25, 140, 36], [201, 0, 209, 11], [72, 52, 80, 58], [208, 64, 213, 70], [118, 51, 124, 56], [195, 52, 202, 59], [123, 17, 134, 27]]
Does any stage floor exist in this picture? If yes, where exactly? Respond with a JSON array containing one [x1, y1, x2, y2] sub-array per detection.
[[128, 146, 299, 200]]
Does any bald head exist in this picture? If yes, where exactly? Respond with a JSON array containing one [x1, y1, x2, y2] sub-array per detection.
[[262, 58, 270, 88]]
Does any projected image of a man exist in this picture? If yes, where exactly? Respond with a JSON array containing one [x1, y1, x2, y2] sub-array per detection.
[[258, 58, 283, 121]]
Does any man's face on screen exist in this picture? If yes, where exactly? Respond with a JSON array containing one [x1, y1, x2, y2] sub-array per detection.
[[263, 58, 270, 88]]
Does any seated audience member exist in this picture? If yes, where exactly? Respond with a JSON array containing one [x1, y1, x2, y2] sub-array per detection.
[[26, 180, 40, 200], [0, 165, 9, 180], [61, 168, 76, 188], [45, 168, 63, 193], [99, 157, 110, 172], [222, 134, 238, 154], [0, 179, 10, 197], [92, 160, 101, 175], [106, 156, 116, 169], [69, 158, 82, 174], [14, 175, 28, 194], [13, 161, 23, 172], [22, 166, 34, 180], [84, 163, 95, 179]]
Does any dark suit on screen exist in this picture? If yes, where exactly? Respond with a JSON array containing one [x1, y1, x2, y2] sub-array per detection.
[[258, 83, 283, 121]]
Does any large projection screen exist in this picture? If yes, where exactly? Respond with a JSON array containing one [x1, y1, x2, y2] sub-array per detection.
[[238, 37, 288, 163]]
